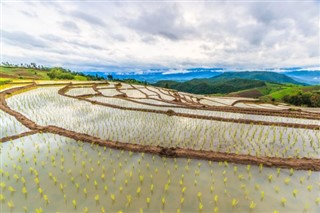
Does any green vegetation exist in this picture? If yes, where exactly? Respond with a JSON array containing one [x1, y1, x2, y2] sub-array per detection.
[[213, 71, 304, 85], [154, 78, 266, 94], [153, 71, 307, 95], [231, 83, 299, 99], [0, 78, 12, 85], [283, 91, 320, 107], [0, 62, 104, 81], [154, 71, 319, 107], [232, 83, 320, 107], [116, 78, 148, 86], [0, 66, 50, 80], [105, 74, 148, 86]]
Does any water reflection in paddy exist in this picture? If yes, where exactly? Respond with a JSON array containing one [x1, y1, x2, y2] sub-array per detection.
[[1, 133, 319, 212]]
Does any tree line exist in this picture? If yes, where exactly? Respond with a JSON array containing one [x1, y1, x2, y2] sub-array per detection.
[[283, 91, 320, 107], [1, 62, 104, 81]]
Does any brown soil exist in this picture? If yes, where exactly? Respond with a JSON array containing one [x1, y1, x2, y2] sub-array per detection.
[[1, 83, 320, 171], [231, 89, 263, 98], [130, 84, 149, 98], [0, 130, 38, 142]]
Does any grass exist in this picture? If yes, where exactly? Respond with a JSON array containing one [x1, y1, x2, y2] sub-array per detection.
[[0, 66, 90, 81], [0, 78, 12, 84], [268, 86, 302, 100], [229, 83, 285, 98], [230, 82, 320, 102], [0, 66, 51, 80]]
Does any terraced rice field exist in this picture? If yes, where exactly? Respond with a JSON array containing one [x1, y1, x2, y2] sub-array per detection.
[[1, 81, 319, 213]]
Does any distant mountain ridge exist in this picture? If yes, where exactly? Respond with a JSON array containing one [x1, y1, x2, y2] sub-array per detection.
[[154, 78, 266, 94], [83, 70, 313, 85], [83, 70, 222, 83], [212, 71, 305, 85], [153, 71, 305, 95], [284, 71, 320, 85]]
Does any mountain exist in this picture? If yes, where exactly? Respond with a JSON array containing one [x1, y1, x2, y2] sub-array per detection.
[[154, 78, 266, 94], [83, 70, 222, 83], [284, 71, 320, 85], [153, 71, 308, 95], [212, 71, 305, 85], [83, 70, 307, 85]]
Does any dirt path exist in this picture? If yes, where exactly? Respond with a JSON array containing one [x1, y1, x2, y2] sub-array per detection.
[[1, 83, 320, 171]]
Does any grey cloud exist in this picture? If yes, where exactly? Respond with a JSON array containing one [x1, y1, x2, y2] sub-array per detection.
[[249, 3, 276, 25], [69, 40, 104, 50], [200, 1, 319, 50], [110, 34, 126, 42], [141, 36, 158, 44], [200, 44, 211, 51], [158, 31, 179, 41], [41, 34, 104, 50], [20, 10, 38, 18], [60, 21, 81, 33], [41, 1, 64, 13], [41, 34, 64, 42], [70, 11, 106, 27], [248, 1, 319, 36], [238, 24, 267, 46], [3, 30, 47, 48], [126, 4, 194, 41]]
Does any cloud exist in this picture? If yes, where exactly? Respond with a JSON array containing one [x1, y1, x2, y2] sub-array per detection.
[[20, 10, 38, 18], [2, 1, 319, 72], [40, 34, 104, 50], [162, 69, 191, 75], [70, 10, 106, 27], [125, 4, 195, 40], [59, 21, 80, 33], [2, 30, 47, 48]]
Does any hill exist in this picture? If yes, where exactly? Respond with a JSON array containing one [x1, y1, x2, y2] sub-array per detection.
[[154, 78, 266, 94], [153, 71, 305, 95], [212, 71, 305, 85], [83, 69, 222, 83], [0, 64, 104, 81], [284, 71, 320, 85], [229, 83, 320, 107]]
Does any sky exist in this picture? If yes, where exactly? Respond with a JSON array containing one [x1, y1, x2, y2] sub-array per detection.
[[1, 0, 320, 73]]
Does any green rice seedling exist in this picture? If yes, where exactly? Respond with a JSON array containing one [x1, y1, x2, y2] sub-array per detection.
[[94, 195, 99, 205], [281, 197, 287, 206], [43, 194, 49, 205], [7, 200, 14, 211], [231, 198, 239, 208], [0, 194, 6, 202], [110, 194, 115, 204]]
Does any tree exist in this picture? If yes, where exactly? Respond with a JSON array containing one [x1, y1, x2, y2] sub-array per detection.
[[107, 74, 113, 80], [310, 93, 320, 107], [30, 63, 37, 68]]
